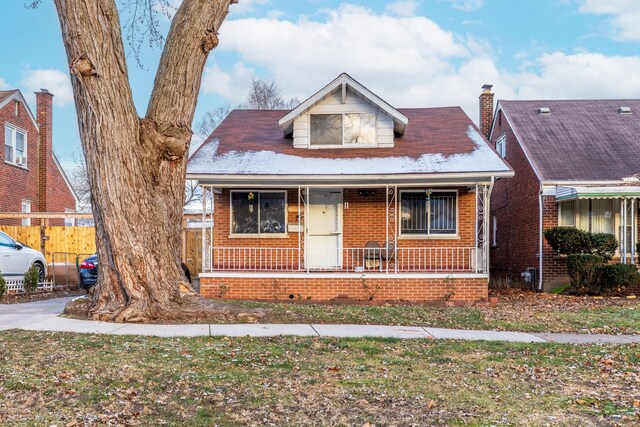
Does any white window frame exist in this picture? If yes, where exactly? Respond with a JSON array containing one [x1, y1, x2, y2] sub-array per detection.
[[229, 190, 288, 238], [495, 133, 506, 158], [4, 124, 28, 167], [308, 113, 377, 148], [398, 189, 459, 239], [21, 200, 31, 226]]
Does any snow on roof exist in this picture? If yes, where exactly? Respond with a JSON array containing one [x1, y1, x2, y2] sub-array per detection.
[[187, 125, 511, 176]]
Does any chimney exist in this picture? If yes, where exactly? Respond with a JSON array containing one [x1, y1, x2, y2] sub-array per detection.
[[479, 84, 494, 140], [36, 88, 54, 213]]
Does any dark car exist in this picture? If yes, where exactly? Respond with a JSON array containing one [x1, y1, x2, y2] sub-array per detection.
[[77, 254, 192, 290]]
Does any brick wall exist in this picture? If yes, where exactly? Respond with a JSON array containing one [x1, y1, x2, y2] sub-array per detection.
[[489, 109, 542, 286], [200, 275, 488, 302], [0, 90, 76, 226], [207, 186, 485, 299], [213, 186, 476, 253]]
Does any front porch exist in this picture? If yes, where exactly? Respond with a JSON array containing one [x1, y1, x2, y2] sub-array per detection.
[[199, 184, 493, 276]]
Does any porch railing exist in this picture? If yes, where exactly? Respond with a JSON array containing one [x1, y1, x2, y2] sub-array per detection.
[[209, 246, 477, 273]]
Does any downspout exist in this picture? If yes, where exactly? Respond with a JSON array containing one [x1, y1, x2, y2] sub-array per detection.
[[486, 176, 495, 275], [538, 184, 544, 291]]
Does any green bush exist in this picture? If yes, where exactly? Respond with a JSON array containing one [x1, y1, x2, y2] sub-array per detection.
[[566, 254, 604, 296], [598, 263, 640, 296], [23, 265, 40, 293], [544, 227, 618, 260], [544, 227, 589, 256], [0, 270, 6, 300], [589, 233, 618, 261]]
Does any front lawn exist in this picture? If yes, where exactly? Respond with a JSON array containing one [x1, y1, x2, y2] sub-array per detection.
[[0, 330, 638, 426], [222, 291, 640, 334]]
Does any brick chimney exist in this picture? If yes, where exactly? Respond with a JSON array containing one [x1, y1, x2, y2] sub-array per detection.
[[36, 89, 54, 213], [479, 84, 494, 140]]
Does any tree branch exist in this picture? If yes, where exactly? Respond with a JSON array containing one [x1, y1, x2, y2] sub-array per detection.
[[146, 0, 231, 130]]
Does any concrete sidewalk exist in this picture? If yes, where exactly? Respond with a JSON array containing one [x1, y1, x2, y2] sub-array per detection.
[[1, 297, 638, 344]]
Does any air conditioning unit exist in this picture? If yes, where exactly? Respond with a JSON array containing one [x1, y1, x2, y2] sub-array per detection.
[[15, 156, 26, 166]]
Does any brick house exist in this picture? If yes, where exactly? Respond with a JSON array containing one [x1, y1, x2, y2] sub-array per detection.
[[187, 74, 513, 302], [1, 89, 78, 226], [484, 90, 640, 291]]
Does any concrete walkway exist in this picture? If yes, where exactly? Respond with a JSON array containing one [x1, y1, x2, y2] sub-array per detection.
[[1, 297, 638, 344]]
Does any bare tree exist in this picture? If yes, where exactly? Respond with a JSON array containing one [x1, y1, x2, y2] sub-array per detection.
[[45, 0, 237, 322], [247, 77, 299, 110], [69, 148, 91, 213], [195, 77, 299, 137], [195, 103, 232, 136]]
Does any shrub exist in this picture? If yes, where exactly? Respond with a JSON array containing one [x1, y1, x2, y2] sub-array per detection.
[[23, 265, 40, 293], [598, 263, 640, 296], [566, 254, 604, 296], [544, 227, 618, 260], [0, 270, 6, 300], [589, 233, 618, 261], [544, 227, 590, 256]]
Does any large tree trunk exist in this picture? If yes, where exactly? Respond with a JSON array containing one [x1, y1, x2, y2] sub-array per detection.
[[53, 0, 231, 322]]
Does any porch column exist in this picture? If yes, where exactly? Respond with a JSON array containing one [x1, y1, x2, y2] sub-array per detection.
[[386, 185, 398, 273], [620, 199, 628, 264], [632, 198, 636, 265], [201, 185, 214, 273], [297, 186, 308, 272], [475, 183, 490, 273]]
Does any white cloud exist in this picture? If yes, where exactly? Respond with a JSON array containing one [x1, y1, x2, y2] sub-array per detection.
[[201, 62, 254, 104], [208, 4, 640, 124], [442, 0, 485, 12], [21, 69, 73, 107], [0, 77, 9, 90], [579, 0, 640, 41], [230, 0, 270, 15], [507, 52, 640, 100], [385, 0, 420, 17]]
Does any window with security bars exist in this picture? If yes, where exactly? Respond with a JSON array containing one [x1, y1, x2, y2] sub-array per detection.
[[400, 191, 457, 236]]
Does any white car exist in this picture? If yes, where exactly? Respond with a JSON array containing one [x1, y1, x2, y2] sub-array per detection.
[[0, 231, 47, 281]]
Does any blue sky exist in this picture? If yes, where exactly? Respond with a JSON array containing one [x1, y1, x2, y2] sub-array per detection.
[[2, 0, 640, 171]]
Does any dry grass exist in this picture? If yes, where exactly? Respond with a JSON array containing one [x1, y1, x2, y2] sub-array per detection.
[[0, 330, 638, 426]]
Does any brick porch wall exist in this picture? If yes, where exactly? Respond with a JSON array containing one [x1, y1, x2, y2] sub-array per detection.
[[200, 275, 488, 302]]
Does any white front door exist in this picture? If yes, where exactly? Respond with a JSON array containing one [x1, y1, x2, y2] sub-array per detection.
[[307, 189, 342, 269]]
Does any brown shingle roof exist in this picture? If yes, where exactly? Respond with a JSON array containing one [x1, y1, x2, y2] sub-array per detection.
[[500, 99, 640, 182], [188, 108, 512, 177], [0, 90, 18, 104]]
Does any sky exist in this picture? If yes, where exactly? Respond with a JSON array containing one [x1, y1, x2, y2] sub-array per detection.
[[2, 0, 640, 172]]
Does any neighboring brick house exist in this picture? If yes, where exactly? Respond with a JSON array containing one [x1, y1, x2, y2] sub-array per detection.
[[187, 74, 513, 302], [484, 91, 640, 291], [1, 89, 78, 226]]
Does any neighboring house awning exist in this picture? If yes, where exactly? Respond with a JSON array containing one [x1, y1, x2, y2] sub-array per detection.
[[556, 185, 640, 201]]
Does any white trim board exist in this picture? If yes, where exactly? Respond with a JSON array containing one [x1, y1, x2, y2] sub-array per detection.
[[279, 73, 408, 135], [200, 272, 488, 279], [0, 90, 38, 131]]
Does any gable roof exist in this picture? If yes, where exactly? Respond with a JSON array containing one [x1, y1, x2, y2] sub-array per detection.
[[278, 73, 409, 135], [498, 99, 640, 182], [187, 107, 512, 183], [0, 89, 39, 131]]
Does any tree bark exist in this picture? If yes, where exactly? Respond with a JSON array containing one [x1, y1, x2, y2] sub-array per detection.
[[53, 0, 231, 322]]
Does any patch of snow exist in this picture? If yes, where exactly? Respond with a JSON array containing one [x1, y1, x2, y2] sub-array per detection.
[[187, 126, 509, 175]]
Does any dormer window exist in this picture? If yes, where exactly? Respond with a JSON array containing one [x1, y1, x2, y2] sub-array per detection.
[[310, 113, 376, 146]]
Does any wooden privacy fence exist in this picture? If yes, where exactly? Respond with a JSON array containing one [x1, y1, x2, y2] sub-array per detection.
[[0, 225, 96, 264], [0, 212, 204, 278]]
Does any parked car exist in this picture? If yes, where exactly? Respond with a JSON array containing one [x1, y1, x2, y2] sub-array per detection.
[[0, 231, 47, 281], [78, 254, 192, 290]]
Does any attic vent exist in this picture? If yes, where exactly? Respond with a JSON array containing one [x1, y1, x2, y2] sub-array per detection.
[[618, 106, 632, 114], [537, 107, 550, 115]]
